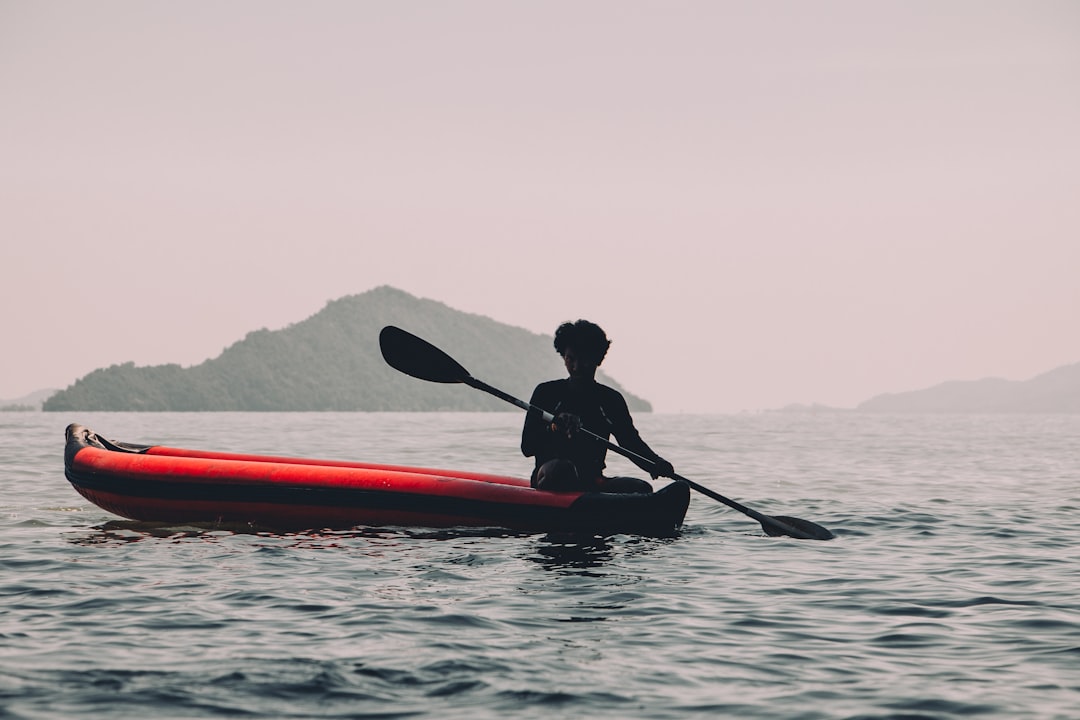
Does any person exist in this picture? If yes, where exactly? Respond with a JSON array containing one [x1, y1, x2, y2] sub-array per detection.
[[521, 320, 674, 493]]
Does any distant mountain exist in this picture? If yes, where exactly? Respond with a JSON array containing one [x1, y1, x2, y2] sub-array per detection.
[[857, 361, 1080, 413], [769, 403, 849, 414], [43, 286, 652, 412], [0, 388, 59, 411]]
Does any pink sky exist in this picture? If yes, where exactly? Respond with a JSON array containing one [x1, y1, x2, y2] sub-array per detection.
[[2, 1, 1078, 412]]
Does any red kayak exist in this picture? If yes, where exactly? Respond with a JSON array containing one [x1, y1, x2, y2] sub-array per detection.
[[63, 424, 690, 536]]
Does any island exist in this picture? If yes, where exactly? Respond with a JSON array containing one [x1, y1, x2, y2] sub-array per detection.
[[43, 286, 651, 413]]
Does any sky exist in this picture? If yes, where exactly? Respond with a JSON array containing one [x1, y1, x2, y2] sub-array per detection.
[[2, 1, 1078, 412]]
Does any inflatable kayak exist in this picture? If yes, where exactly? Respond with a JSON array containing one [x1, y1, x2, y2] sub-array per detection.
[[63, 424, 690, 536]]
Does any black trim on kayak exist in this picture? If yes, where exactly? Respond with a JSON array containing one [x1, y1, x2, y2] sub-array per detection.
[[65, 464, 688, 535], [64, 464, 562, 522]]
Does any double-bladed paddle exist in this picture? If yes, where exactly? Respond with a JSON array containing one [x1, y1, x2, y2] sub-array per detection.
[[379, 325, 834, 540]]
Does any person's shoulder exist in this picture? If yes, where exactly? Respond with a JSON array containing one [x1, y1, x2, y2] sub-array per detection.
[[531, 379, 567, 396], [595, 382, 628, 403]]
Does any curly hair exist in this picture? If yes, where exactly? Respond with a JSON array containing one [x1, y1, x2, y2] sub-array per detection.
[[553, 320, 611, 365]]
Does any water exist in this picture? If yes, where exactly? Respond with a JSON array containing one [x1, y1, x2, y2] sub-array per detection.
[[2, 411, 1077, 719]]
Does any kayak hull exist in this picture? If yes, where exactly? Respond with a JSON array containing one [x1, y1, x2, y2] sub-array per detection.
[[63, 424, 690, 536]]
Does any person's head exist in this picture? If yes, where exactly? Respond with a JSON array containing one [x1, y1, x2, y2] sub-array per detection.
[[554, 320, 610, 379]]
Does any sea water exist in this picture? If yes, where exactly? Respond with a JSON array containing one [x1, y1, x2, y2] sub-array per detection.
[[1, 411, 1077, 719]]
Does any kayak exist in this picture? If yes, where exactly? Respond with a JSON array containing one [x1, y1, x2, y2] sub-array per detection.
[[63, 424, 690, 536]]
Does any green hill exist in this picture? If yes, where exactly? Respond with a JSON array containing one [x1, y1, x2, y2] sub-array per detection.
[[43, 286, 652, 412]]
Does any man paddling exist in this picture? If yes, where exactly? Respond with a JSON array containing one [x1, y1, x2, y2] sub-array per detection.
[[521, 320, 674, 493]]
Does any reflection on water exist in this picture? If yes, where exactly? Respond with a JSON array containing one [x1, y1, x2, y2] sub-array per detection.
[[66, 520, 277, 546], [66, 519, 544, 548], [527, 533, 681, 575], [529, 534, 615, 572]]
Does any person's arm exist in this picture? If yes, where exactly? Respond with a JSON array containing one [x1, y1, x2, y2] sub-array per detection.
[[521, 385, 552, 459], [605, 389, 673, 477]]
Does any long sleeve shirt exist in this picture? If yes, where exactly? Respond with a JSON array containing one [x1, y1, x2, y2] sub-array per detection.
[[521, 378, 665, 482]]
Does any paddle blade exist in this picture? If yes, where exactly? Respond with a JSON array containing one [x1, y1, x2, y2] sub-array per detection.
[[379, 326, 470, 384], [764, 515, 835, 541]]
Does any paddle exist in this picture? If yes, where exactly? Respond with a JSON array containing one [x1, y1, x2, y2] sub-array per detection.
[[379, 325, 834, 540]]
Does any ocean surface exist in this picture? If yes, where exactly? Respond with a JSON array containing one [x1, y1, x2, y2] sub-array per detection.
[[2, 411, 1077, 719]]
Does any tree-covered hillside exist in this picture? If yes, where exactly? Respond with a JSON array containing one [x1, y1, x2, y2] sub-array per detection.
[[44, 287, 652, 412]]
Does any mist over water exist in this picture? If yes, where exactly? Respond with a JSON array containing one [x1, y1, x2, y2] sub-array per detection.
[[3, 412, 1078, 719]]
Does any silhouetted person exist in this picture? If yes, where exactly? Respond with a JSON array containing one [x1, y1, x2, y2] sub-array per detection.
[[522, 320, 674, 493]]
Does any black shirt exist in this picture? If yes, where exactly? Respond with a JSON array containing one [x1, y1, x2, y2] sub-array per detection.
[[521, 378, 664, 482]]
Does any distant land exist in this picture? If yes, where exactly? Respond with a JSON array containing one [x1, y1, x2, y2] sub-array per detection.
[[18, 285, 1080, 414], [42, 286, 652, 413], [855, 361, 1080, 413], [770, 403, 851, 414], [773, 362, 1080, 414], [0, 388, 60, 411]]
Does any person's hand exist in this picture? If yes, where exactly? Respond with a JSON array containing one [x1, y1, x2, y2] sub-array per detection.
[[550, 412, 582, 438], [650, 458, 674, 479]]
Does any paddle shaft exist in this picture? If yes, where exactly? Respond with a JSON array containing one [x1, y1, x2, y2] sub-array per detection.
[[463, 377, 545, 417], [467, 375, 816, 539]]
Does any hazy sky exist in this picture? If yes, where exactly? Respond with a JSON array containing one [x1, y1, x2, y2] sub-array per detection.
[[2, 1, 1078, 412]]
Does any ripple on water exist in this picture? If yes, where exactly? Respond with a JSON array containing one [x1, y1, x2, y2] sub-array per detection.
[[4, 412, 1080, 719]]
